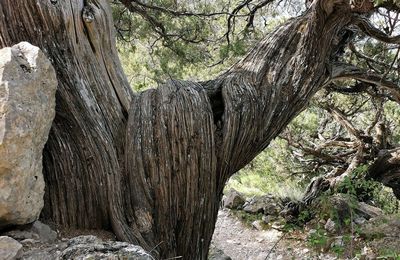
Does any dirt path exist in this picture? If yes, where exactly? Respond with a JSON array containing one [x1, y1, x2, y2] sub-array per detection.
[[212, 210, 337, 260]]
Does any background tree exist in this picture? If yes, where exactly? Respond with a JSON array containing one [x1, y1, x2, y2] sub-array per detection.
[[0, 0, 399, 259]]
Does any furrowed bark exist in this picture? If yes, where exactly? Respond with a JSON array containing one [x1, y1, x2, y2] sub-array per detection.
[[0, 0, 353, 259], [0, 0, 139, 244], [124, 1, 352, 258]]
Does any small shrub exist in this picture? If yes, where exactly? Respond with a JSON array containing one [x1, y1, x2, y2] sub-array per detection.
[[307, 227, 329, 250]]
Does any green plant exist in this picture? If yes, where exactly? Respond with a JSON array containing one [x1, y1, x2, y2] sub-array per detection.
[[331, 244, 345, 257], [377, 249, 400, 260], [298, 209, 312, 223], [337, 166, 400, 214], [307, 227, 329, 250], [230, 210, 263, 227]]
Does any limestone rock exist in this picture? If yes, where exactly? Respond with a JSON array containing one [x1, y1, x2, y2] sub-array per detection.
[[223, 189, 245, 209], [19, 235, 153, 260], [263, 202, 281, 216], [0, 236, 23, 260], [251, 220, 265, 231], [324, 218, 338, 234], [356, 202, 383, 220], [243, 194, 280, 214], [0, 42, 57, 227], [60, 236, 152, 260]]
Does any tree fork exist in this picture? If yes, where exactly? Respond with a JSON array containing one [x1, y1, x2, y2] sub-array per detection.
[[0, 0, 353, 259]]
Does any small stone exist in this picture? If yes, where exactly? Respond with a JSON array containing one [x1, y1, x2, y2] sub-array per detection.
[[0, 236, 23, 260], [324, 218, 337, 234], [308, 229, 317, 236], [354, 216, 367, 225], [271, 223, 284, 230], [330, 236, 344, 248], [262, 215, 274, 224], [361, 246, 376, 260], [264, 203, 280, 216], [252, 220, 265, 231], [223, 189, 245, 209]]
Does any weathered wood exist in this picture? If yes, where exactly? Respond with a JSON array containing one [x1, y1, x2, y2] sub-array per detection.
[[367, 148, 400, 199], [0, 0, 354, 259]]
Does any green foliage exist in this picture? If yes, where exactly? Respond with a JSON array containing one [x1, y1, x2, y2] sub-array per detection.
[[374, 0, 400, 6], [307, 227, 329, 250], [230, 210, 264, 227], [377, 249, 400, 260], [225, 139, 305, 200], [113, 0, 293, 90], [337, 166, 400, 214]]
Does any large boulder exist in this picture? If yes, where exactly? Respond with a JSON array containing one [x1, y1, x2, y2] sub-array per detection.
[[0, 42, 57, 227]]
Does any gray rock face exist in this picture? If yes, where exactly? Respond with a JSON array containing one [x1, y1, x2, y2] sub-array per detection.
[[223, 189, 245, 209], [19, 235, 153, 260], [0, 236, 23, 260], [0, 42, 57, 227]]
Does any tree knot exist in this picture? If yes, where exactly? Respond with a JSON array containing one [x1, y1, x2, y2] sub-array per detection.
[[82, 6, 95, 23]]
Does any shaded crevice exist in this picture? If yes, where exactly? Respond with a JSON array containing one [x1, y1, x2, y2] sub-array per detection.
[[81, 21, 97, 54], [201, 80, 225, 129], [210, 88, 225, 126]]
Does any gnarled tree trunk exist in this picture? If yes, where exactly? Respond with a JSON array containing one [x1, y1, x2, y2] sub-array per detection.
[[367, 148, 400, 199], [0, 0, 353, 259]]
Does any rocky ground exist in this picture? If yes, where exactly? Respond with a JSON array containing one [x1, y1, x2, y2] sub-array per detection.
[[211, 189, 400, 260], [0, 222, 151, 260], [212, 209, 336, 260], [1, 193, 399, 260]]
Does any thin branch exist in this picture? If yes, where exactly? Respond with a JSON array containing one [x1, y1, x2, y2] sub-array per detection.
[[353, 15, 400, 45], [330, 63, 400, 103]]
